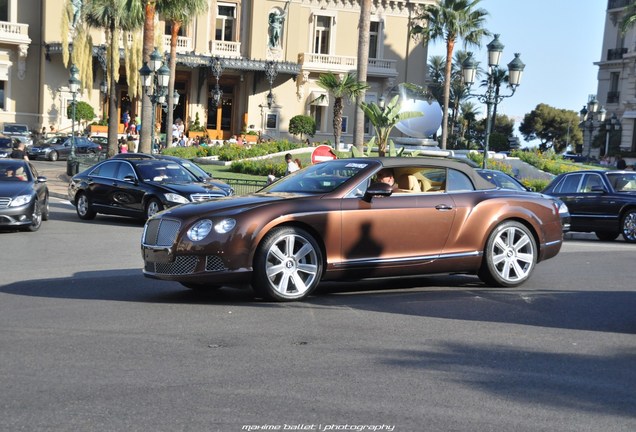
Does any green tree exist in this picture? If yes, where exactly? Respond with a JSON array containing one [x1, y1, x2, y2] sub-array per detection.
[[620, 1, 636, 33], [160, 0, 209, 146], [139, 0, 162, 154], [288, 115, 316, 140], [360, 95, 423, 157], [316, 72, 369, 148], [473, 114, 515, 152], [67, 100, 96, 131], [83, 0, 145, 157], [519, 104, 583, 153], [411, 0, 490, 150]]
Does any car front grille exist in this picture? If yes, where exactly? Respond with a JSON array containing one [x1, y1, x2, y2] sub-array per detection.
[[143, 218, 181, 246], [190, 193, 221, 202], [144, 255, 227, 275], [0, 197, 10, 208]]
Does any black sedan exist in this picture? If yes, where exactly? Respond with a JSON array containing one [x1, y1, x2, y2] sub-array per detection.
[[68, 158, 230, 221], [28, 136, 102, 161], [0, 135, 20, 158], [113, 153, 234, 195], [0, 159, 49, 232], [542, 169, 636, 242]]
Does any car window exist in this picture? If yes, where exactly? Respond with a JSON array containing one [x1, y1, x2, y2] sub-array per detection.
[[0, 138, 12, 149], [263, 160, 370, 194], [581, 174, 605, 192], [137, 162, 194, 182], [446, 169, 474, 192], [554, 173, 583, 193], [89, 161, 118, 179], [116, 162, 136, 180], [607, 173, 636, 192]]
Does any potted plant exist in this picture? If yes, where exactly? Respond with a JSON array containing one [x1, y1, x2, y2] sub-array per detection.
[[188, 112, 206, 138]]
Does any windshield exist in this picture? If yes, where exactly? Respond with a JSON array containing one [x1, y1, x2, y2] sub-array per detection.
[[3, 125, 29, 134], [177, 159, 211, 180], [136, 161, 197, 183], [608, 173, 636, 192], [0, 162, 31, 182], [0, 138, 12, 149], [260, 160, 371, 194], [42, 136, 68, 146]]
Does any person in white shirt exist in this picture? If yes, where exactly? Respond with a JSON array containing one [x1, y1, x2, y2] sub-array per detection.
[[285, 153, 300, 175]]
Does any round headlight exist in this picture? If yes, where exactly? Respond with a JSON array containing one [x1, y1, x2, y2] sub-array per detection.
[[214, 218, 236, 234], [187, 219, 213, 241]]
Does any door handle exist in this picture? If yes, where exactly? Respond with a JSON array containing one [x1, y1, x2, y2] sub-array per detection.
[[435, 204, 453, 211]]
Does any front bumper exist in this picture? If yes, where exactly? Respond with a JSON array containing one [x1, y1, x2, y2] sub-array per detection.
[[0, 203, 36, 227]]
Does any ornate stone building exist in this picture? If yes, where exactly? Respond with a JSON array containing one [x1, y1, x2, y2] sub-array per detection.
[[1, 0, 433, 143]]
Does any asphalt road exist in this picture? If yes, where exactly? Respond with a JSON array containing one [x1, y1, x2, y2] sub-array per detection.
[[0, 197, 635, 432]]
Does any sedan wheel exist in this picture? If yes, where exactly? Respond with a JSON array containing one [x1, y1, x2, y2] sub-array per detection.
[[479, 221, 537, 287], [595, 231, 619, 241], [41, 194, 50, 221], [253, 227, 323, 301], [621, 209, 636, 243], [48, 151, 58, 161], [76, 193, 96, 220], [145, 198, 164, 219], [25, 200, 42, 232]]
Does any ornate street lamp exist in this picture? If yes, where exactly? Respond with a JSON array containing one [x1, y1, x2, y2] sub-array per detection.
[[140, 49, 170, 150], [604, 113, 621, 157], [462, 34, 525, 168], [67, 63, 81, 175], [579, 95, 606, 158]]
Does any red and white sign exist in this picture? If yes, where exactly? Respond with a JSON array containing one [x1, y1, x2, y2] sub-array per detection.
[[311, 145, 338, 164]]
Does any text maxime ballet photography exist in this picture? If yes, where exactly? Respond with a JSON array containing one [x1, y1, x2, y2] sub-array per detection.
[[241, 424, 396, 431]]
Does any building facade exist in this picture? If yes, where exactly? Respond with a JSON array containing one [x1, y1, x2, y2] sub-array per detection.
[[594, 0, 636, 158], [1, 0, 433, 144]]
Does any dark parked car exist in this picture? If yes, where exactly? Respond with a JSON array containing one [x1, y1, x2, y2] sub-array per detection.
[[113, 153, 234, 195], [477, 168, 570, 232], [542, 169, 636, 242], [0, 159, 49, 231], [28, 136, 102, 161], [141, 157, 564, 301], [68, 158, 231, 221], [0, 134, 20, 158], [2, 123, 32, 147]]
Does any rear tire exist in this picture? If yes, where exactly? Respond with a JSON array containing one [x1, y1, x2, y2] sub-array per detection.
[[252, 226, 323, 301], [76, 192, 96, 220], [621, 209, 636, 243], [595, 231, 619, 241], [479, 221, 537, 287], [48, 151, 58, 161]]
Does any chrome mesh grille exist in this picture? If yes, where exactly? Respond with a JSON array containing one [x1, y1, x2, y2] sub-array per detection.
[[0, 197, 11, 209], [146, 256, 199, 275], [205, 255, 227, 272], [144, 218, 181, 246]]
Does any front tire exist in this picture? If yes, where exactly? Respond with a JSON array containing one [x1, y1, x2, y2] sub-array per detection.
[[145, 198, 164, 219], [76, 192, 96, 220], [48, 151, 58, 161], [479, 221, 537, 287], [25, 200, 42, 232], [253, 226, 323, 301], [621, 209, 636, 243], [41, 194, 50, 221]]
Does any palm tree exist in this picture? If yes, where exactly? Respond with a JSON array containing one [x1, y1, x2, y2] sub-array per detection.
[[160, 0, 209, 144], [353, 0, 371, 151], [620, 1, 636, 34], [459, 101, 480, 148], [481, 66, 508, 137], [316, 72, 369, 148], [83, 0, 145, 158], [139, 0, 162, 154], [411, 0, 490, 150], [360, 95, 423, 157]]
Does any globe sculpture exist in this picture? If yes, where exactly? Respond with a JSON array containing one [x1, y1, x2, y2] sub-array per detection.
[[396, 97, 443, 139]]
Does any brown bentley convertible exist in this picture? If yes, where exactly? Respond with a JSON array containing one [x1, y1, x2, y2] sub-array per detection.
[[141, 157, 565, 301]]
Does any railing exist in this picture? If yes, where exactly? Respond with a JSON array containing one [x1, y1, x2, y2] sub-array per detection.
[[163, 35, 192, 53], [609, 0, 630, 9], [0, 21, 30, 44], [299, 53, 397, 76], [209, 40, 241, 58], [607, 48, 627, 60], [215, 177, 267, 195]]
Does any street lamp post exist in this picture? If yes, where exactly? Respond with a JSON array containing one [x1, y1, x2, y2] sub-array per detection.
[[604, 113, 620, 158], [67, 63, 81, 176], [461, 34, 525, 169], [139, 48, 169, 152], [579, 95, 606, 159]]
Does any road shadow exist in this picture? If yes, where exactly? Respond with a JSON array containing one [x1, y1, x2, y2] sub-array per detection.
[[2, 270, 635, 334]]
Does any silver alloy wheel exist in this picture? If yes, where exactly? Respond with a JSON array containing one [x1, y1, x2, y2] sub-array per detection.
[[77, 194, 89, 216], [484, 222, 536, 285], [264, 232, 320, 299], [49, 151, 58, 161], [146, 199, 163, 219], [27, 200, 42, 231], [622, 210, 636, 242]]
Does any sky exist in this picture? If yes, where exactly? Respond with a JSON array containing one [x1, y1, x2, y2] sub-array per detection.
[[427, 0, 607, 145]]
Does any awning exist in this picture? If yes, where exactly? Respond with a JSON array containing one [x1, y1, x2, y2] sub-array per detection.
[[309, 91, 329, 106], [622, 111, 636, 119]]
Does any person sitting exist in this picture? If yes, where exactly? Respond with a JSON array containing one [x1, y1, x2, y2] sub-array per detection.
[[375, 168, 398, 190]]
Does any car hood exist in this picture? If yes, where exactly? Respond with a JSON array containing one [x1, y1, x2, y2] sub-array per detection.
[[156, 192, 300, 219], [153, 181, 230, 196], [0, 182, 34, 196]]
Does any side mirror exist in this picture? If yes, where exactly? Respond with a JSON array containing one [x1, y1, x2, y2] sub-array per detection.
[[363, 181, 393, 202], [590, 185, 606, 193], [123, 175, 137, 183], [36, 176, 47, 183]]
